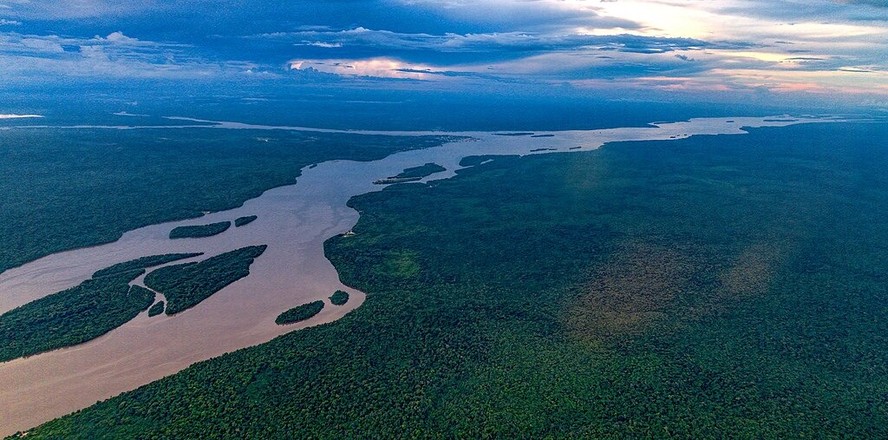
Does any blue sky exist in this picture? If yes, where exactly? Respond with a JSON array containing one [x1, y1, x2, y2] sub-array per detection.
[[1, 0, 887, 109]]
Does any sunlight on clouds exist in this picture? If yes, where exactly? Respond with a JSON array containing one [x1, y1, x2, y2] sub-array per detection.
[[589, 0, 888, 42], [711, 67, 888, 95], [0, 0, 885, 102], [589, 0, 714, 38], [414, 0, 886, 98], [767, 21, 887, 40], [713, 50, 836, 68], [724, 51, 792, 63], [559, 0, 888, 97], [289, 58, 434, 79]]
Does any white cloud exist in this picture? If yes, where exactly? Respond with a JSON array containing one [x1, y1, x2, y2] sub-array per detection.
[[102, 31, 139, 44], [0, 0, 885, 101], [289, 58, 434, 79], [264, 26, 731, 59], [0, 114, 43, 119], [396, 0, 638, 31], [0, 30, 259, 82], [305, 41, 342, 48], [19, 37, 64, 53]]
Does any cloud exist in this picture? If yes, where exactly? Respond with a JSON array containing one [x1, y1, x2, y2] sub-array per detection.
[[304, 41, 342, 48], [289, 57, 434, 80], [18, 37, 64, 53], [839, 66, 878, 72], [0, 0, 886, 103], [835, 0, 888, 8], [0, 0, 159, 19], [104, 31, 139, 44], [395, 0, 641, 32], [0, 30, 258, 82], [263, 26, 753, 67], [0, 113, 42, 119], [277, 27, 764, 85]]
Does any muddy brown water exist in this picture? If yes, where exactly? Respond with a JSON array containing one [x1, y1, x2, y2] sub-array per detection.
[[0, 116, 831, 435]]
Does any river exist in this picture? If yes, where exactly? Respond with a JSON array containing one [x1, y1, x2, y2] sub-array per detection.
[[0, 115, 834, 435]]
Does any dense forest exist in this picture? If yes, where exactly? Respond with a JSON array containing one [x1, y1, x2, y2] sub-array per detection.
[[234, 216, 258, 227], [0, 128, 455, 274], [329, 290, 349, 306], [144, 246, 267, 315], [147, 301, 165, 318], [14, 123, 888, 438], [374, 163, 446, 185], [92, 254, 202, 279], [275, 301, 325, 325], [0, 254, 196, 362], [169, 221, 231, 239]]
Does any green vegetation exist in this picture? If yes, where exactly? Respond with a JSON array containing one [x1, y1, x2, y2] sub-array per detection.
[[459, 154, 515, 167], [275, 301, 325, 325], [144, 245, 267, 315], [395, 163, 446, 179], [0, 264, 165, 362], [169, 222, 231, 239], [147, 301, 165, 318], [234, 215, 258, 227], [0, 254, 197, 362], [329, 290, 349, 306], [16, 123, 888, 438], [0, 128, 456, 274], [374, 163, 445, 184], [92, 253, 202, 278]]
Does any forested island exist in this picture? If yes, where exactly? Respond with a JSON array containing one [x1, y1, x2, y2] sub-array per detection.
[[169, 221, 231, 239], [0, 254, 197, 362], [330, 290, 349, 306], [234, 216, 258, 227], [373, 163, 446, 185], [147, 301, 165, 317], [144, 245, 268, 315], [93, 254, 203, 278], [275, 301, 325, 325], [16, 123, 888, 438]]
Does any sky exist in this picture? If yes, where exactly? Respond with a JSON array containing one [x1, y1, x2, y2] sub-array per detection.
[[1, 0, 887, 110]]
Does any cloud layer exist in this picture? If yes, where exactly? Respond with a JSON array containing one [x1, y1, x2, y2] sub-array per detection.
[[0, 0, 886, 105]]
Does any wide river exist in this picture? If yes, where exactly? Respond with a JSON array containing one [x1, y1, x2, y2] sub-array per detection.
[[0, 115, 833, 434]]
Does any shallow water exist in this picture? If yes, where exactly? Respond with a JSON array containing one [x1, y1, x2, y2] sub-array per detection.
[[0, 115, 833, 434]]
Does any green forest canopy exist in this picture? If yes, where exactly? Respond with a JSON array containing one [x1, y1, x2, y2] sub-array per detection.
[[17, 122, 888, 438]]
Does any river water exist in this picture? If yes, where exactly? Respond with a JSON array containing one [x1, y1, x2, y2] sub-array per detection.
[[0, 116, 832, 434]]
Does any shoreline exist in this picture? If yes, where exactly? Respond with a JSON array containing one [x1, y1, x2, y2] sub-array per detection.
[[0, 115, 838, 435]]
